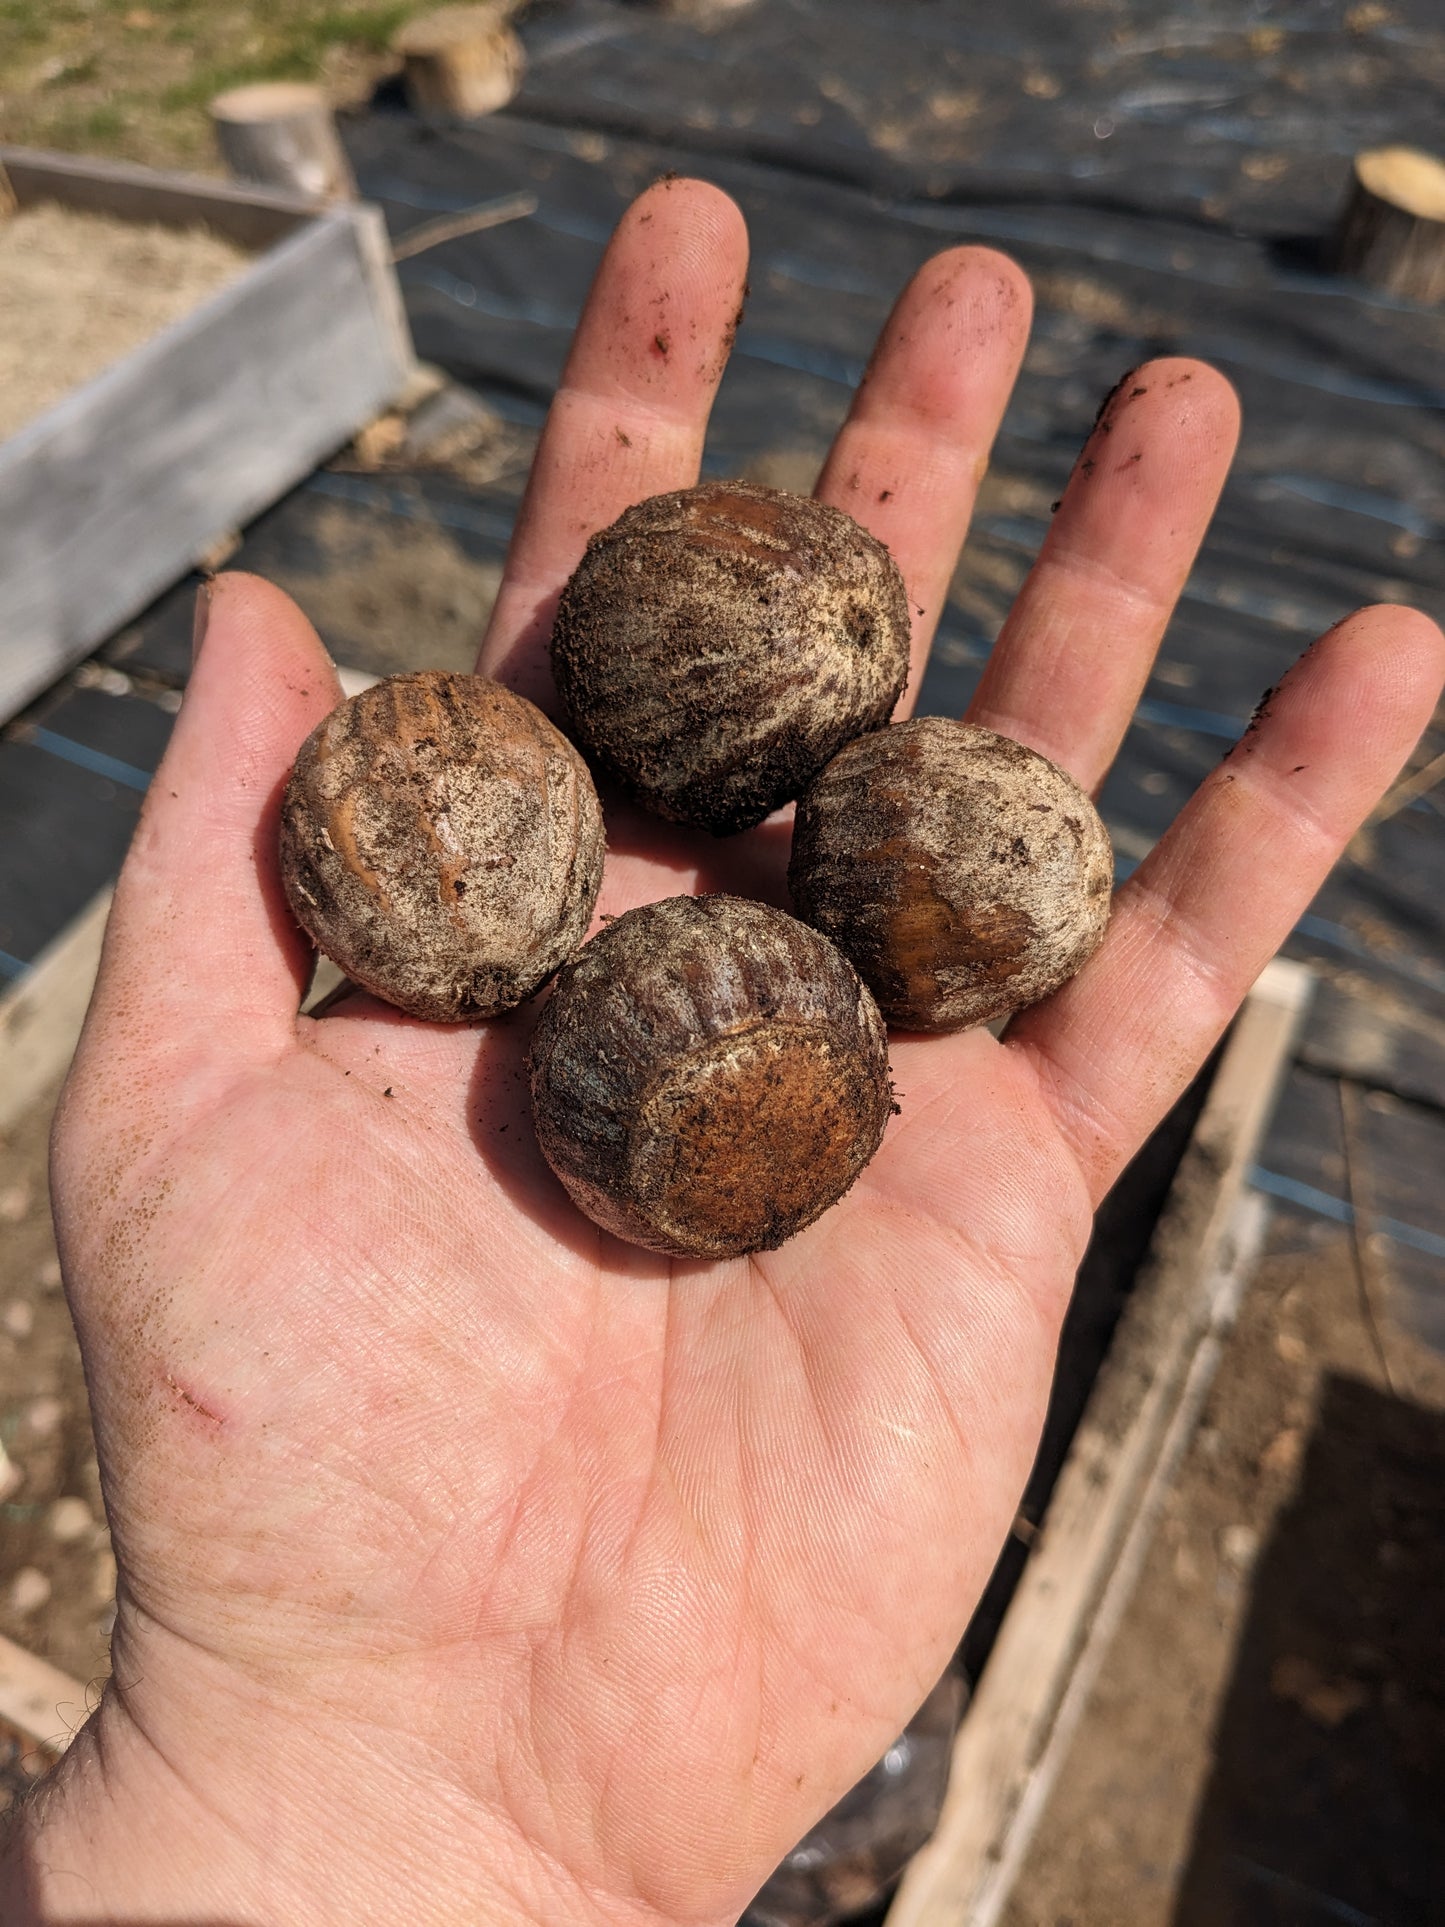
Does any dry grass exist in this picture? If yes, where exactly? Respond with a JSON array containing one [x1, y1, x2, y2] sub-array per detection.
[[0, 2, 433, 170]]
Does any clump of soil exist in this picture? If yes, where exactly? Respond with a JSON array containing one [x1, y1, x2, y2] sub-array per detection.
[[0, 204, 251, 442]]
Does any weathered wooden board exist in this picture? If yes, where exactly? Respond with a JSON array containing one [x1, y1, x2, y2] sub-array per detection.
[[0, 147, 316, 252], [886, 958, 1313, 1927], [0, 148, 414, 726]]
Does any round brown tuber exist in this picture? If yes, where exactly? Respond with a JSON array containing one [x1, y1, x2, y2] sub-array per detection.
[[549, 481, 912, 835], [529, 895, 893, 1257], [788, 718, 1113, 1032], [280, 671, 604, 1022]]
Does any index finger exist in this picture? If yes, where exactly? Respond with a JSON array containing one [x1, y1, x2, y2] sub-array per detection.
[[477, 178, 749, 710]]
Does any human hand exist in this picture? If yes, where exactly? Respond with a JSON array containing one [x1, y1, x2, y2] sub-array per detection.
[[11, 179, 1443, 1926]]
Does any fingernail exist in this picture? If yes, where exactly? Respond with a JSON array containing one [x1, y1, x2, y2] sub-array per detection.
[[192, 578, 213, 666]]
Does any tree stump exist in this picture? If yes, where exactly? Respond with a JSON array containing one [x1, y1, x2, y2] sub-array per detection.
[[392, 6, 526, 120], [210, 82, 356, 203], [1332, 146, 1445, 306]]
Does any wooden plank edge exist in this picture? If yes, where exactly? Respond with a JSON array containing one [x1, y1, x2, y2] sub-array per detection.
[[0, 1634, 88, 1757], [886, 963, 1312, 1927], [957, 1188, 1272, 1927], [344, 199, 420, 385], [0, 143, 323, 221]]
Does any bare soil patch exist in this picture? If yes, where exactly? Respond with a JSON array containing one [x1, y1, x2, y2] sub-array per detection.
[[1003, 1227, 1445, 1927]]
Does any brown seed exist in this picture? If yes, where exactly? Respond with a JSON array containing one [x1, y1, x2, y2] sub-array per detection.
[[549, 481, 911, 835], [529, 895, 893, 1257], [789, 718, 1113, 1031], [280, 672, 605, 1022]]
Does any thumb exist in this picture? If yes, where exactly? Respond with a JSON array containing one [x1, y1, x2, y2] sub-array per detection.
[[77, 573, 340, 1070]]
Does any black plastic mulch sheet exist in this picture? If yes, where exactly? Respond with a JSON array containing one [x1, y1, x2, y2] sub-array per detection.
[[337, 0, 1445, 1299], [345, 5, 1443, 903]]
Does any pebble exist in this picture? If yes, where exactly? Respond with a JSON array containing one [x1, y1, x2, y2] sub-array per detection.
[[1219, 1523, 1260, 1569], [9, 1567, 51, 1616], [24, 1396, 64, 1437], [0, 1185, 29, 1224], [49, 1497, 93, 1545], [37, 1256, 62, 1293], [2, 1300, 33, 1340], [0, 1441, 19, 1504], [1260, 1426, 1303, 1478]]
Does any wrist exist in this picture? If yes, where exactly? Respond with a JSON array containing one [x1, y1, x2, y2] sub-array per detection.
[[3, 1656, 674, 1927]]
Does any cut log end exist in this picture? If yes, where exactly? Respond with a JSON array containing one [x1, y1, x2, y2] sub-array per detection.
[[1333, 145, 1445, 306], [393, 2, 521, 48], [210, 83, 355, 203], [392, 7, 526, 119]]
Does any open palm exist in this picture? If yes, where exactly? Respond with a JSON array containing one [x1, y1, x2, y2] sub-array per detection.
[[36, 182, 1443, 1927]]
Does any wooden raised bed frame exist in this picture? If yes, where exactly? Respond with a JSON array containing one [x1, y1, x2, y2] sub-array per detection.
[[0, 148, 414, 727], [888, 958, 1312, 1926]]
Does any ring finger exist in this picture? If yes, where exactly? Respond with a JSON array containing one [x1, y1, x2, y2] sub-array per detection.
[[966, 357, 1241, 791]]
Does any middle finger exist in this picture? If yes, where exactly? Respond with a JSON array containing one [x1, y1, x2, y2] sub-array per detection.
[[815, 245, 1033, 708]]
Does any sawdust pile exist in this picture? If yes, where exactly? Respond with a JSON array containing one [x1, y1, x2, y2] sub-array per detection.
[[0, 203, 251, 442]]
